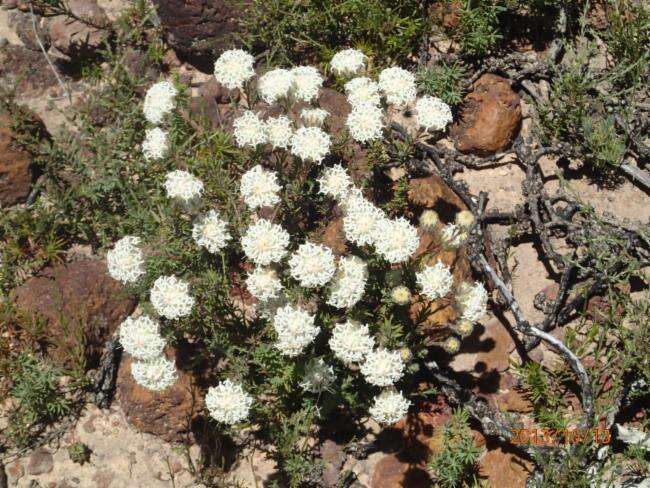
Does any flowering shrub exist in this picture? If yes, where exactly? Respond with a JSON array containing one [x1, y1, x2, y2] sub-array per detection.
[[106, 48, 488, 481]]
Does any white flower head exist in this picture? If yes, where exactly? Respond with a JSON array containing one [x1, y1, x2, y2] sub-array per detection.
[[329, 320, 374, 364], [456, 319, 475, 338], [150, 275, 195, 319], [415, 96, 453, 131], [455, 210, 475, 228], [142, 127, 169, 161], [330, 49, 366, 77], [107, 236, 145, 284], [272, 304, 319, 357], [443, 336, 461, 354], [345, 77, 381, 107], [300, 358, 335, 393], [143, 80, 177, 124], [288, 242, 336, 288], [327, 255, 367, 309], [289, 66, 323, 102], [346, 103, 384, 143], [378, 67, 416, 107], [391, 286, 412, 306], [233, 111, 268, 148], [213, 49, 255, 90], [441, 223, 467, 249], [164, 170, 203, 203], [416, 261, 453, 300], [240, 165, 281, 210], [372, 217, 419, 264], [318, 164, 352, 200], [205, 379, 253, 425], [342, 195, 385, 247], [369, 390, 411, 424], [258, 68, 294, 104], [241, 219, 290, 266], [192, 210, 231, 253], [265, 115, 293, 149], [119, 315, 166, 361], [131, 356, 177, 391], [301, 108, 329, 128], [457, 282, 488, 323], [246, 267, 283, 302], [360, 349, 405, 387], [290, 127, 331, 163]]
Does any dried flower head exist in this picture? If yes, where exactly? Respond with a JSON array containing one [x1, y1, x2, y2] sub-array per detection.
[[391, 286, 412, 306], [456, 320, 475, 338], [443, 336, 461, 354], [419, 209, 439, 231], [455, 210, 475, 228], [441, 223, 467, 249], [300, 358, 335, 393]]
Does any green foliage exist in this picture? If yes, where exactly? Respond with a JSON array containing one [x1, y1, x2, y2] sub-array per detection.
[[428, 409, 483, 487], [456, 0, 506, 57], [417, 60, 466, 105], [241, 0, 427, 67], [5, 353, 73, 448], [68, 442, 92, 465]]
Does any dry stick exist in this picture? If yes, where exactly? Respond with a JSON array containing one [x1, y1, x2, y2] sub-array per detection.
[[476, 254, 595, 430], [619, 163, 650, 192], [29, 4, 71, 106]]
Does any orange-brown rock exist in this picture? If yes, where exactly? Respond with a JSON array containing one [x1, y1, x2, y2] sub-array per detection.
[[0, 113, 35, 206], [117, 350, 204, 443], [371, 453, 431, 488], [12, 260, 136, 370], [317, 216, 349, 256], [479, 446, 533, 488], [454, 74, 521, 156]]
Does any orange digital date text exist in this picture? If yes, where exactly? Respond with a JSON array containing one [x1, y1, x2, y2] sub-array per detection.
[[510, 428, 612, 445]]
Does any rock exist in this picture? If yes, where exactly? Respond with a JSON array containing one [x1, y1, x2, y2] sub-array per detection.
[[479, 447, 533, 488], [47, 0, 108, 58], [151, 0, 243, 67], [320, 440, 346, 487], [453, 74, 522, 156], [10, 11, 50, 51], [318, 217, 349, 257], [12, 259, 136, 370], [188, 77, 239, 129], [317, 87, 351, 135], [0, 44, 59, 94], [117, 350, 204, 443], [488, 372, 534, 413], [0, 113, 35, 206], [27, 447, 53, 475], [371, 453, 431, 488]]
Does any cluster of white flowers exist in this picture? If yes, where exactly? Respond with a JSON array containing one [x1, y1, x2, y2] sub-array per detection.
[[107, 236, 145, 284], [372, 217, 419, 264], [258, 68, 294, 104], [150, 275, 195, 320], [330, 48, 366, 77], [290, 127, 331, 163], [317, 164, 352, 200], [266, 115, 294, 149], [414, 96, 453, 131], [233, 111, 268, 148], [131, 356, 178, 391], [419, 209, 439, 231], [272, 304, 319, 357], [164, 170, 204, 203], [205, 379, 254, 425], [288, 242, 336, 288], [327, 255, 367, 308], [119, 314, 166, 361], [142, 127, 169, 161], [342, 195, 386, 247], [416, 261, 453, 300], [360, 349, 405, 387], [391, 285, 412, 305], [378, 67, 416, 107], [289, 66, 323, 102], [301, 108, 329, 128], [300, 358, 335, 393], [192, 210, 231, 254], [345, 77, 381, 108], [346, 103, 384, 143], [246, 267, 283, 302], [240, 165, 281, 210], [241, 219, 290, 266], [214, 49, 255, 90], [143, 81, 177, 125], [329, 321, 374, 364], [441, 223, 467, 248], [457, 282, 488, 323], [369, 390, 411, 424]]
